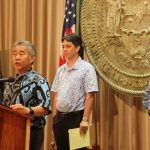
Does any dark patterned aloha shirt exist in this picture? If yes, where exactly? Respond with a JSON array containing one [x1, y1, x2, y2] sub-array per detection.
[[2, 68, 51, 128]]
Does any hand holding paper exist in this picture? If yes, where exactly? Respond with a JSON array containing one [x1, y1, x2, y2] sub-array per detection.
[[69, 125, 92, 150], [80, 120, 89, 134]]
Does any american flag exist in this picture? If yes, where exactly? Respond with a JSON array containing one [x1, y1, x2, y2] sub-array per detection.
[[59, 0, 76, 66]]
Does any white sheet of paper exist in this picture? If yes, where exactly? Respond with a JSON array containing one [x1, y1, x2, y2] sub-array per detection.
[[69, 126, 91, 150]]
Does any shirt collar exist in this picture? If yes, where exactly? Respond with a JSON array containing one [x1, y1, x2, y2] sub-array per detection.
[[15, 68, 32, 80], [64, 56, 82, 71]]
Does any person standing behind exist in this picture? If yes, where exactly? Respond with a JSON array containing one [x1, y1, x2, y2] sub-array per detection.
[[143, 83, 150, 115], [52, 34, 98, 150], [2, 40, 51, 150]]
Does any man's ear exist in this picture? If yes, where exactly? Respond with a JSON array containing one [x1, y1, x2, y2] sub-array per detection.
[[30, 56, 35, 65], [76, 45, 80, 52]]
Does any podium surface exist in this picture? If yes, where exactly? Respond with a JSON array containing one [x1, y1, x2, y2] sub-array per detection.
[[0, 105, 30, 150]]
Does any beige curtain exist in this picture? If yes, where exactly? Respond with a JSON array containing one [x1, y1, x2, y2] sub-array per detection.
[[92, 79, 150, 150], [0, 0, 66, 150], [1, 1, 150, 150]]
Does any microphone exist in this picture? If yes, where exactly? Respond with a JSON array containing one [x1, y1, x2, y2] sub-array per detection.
[[0, 77, 15, 82]]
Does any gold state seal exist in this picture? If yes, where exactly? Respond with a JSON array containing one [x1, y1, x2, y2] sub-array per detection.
[[81, 0, 150, 95]]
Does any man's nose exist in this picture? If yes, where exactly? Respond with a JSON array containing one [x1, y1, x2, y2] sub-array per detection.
[[63, 47, 67, 51], [14, 54, 21, 59]]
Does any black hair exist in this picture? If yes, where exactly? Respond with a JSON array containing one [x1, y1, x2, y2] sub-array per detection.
[[62, 34, 82, 47], [62, 34, 83, 53]]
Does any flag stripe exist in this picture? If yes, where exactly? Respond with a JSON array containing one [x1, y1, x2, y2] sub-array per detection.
[[59, 0, 76, 66]]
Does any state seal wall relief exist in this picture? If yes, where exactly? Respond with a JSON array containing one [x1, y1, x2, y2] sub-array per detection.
[[81, 0, 150, 95]]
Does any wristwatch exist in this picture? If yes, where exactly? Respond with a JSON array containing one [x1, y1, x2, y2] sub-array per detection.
[[82, 117, 89, 122], [28, 107, 34, 116]]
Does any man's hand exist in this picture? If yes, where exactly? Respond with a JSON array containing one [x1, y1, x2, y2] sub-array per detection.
[[80, 120, 89, 134], [10, 104, 29, 115]]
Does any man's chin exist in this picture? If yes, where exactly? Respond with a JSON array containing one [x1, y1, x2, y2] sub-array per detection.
[[14, 67, 22, 72]]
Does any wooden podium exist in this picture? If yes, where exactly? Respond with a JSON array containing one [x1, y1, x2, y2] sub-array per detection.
[[0, 105, 30, 150]]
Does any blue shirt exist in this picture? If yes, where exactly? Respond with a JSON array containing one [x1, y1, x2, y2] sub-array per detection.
[[52, 57, 98, 112], [2, 69, 51, 127], [143, 82, 150, 110]]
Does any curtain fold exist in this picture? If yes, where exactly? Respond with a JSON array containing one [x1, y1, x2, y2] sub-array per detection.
[[96, 80, 150, 150], [0, 0, 66, 149]]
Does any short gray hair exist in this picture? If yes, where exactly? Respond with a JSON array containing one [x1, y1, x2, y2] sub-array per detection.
[[13, 40, 36, 56]]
